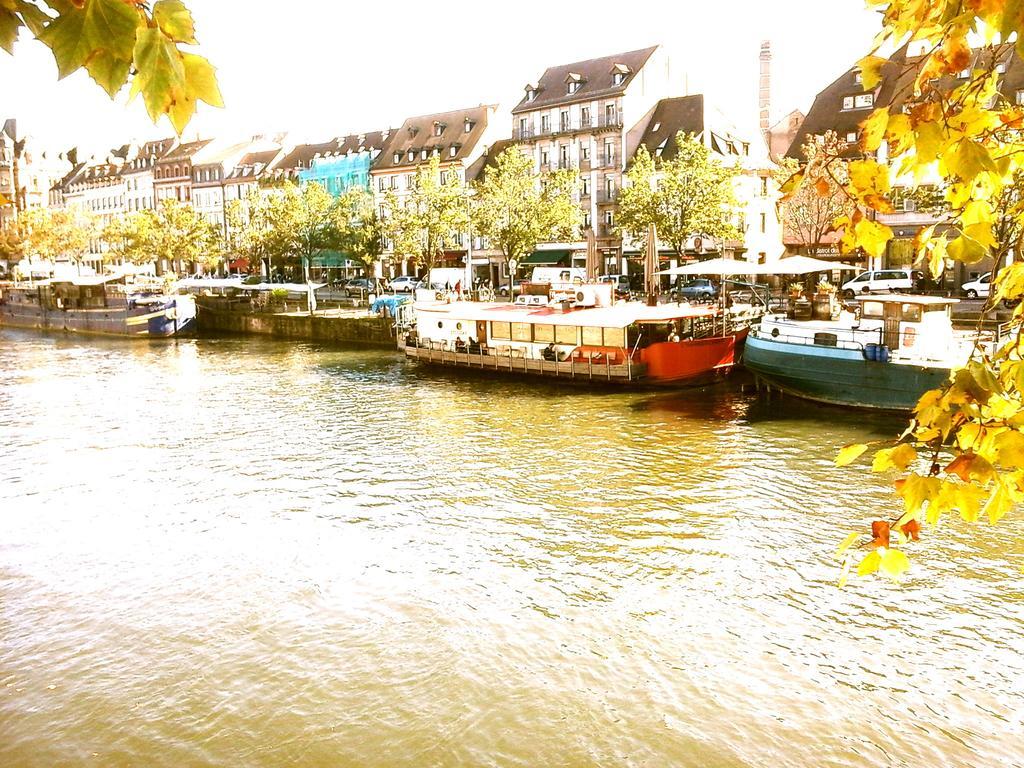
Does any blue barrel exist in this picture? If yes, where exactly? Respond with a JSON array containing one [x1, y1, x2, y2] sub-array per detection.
[[863, 343, 878, 361], [877, 345, 891, 363]]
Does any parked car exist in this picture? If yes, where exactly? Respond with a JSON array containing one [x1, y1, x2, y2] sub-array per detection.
[[389, 275, 420, 293], [343, 277, 373, 296], [674, 278, 719, 302], [961, 272, 991, 299], [841, 268, 919, 298], [598, 274, 633, 298]]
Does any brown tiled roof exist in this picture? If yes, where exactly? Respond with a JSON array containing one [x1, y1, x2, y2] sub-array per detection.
[[465, 138, 517, 183], [52, 162, 86, 192], [121, 137, 176, 175], [632, 95, 706, 162], [158, 138, 213, 162], [225, 149, 280, 183], [275, 140, 338, 173], [370, 106, 494, 172], [511, 46, 659, 114]]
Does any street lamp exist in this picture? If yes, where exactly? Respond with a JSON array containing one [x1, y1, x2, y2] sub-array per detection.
[[508, 257, 518, 300]]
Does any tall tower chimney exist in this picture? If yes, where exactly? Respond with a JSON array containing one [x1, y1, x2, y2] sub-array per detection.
[[759, 40, 772, 141]]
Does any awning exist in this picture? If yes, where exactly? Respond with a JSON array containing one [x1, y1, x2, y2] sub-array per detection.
[[522, 249, 573, 265], [310, 253, 350, 267]]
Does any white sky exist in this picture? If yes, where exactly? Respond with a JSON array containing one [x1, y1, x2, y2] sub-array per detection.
[[0, 0, 881, 156]]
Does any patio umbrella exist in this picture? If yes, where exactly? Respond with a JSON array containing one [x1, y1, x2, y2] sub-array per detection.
[[644, 223, 659, 298], [659, 257, 768, 277], [762, 255, 860, 274], [585, 227, 599, 280]]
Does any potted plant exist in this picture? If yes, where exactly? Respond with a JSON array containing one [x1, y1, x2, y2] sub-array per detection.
[[813, 278, 837, 319]]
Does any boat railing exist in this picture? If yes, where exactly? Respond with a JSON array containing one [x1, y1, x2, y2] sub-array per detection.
[[753, 321, 882, 351]]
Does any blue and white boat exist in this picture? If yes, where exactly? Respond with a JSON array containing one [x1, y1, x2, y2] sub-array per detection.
[[743, 295, 972, 411], [0, 275, 196, 338]]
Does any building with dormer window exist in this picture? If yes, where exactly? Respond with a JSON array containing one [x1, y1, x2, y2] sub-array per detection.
[[369, 104, 505, 278], [510, 46, 673, 269]]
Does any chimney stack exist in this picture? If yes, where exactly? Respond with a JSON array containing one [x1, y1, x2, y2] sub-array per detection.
[[759, 40, 772, 140]]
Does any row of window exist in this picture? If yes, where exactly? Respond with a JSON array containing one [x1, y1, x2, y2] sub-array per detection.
[[537, 137, 618, 169], [490, 321, 626, 348], [391, 145, 461, 164], [193, 168, 221, 183], [518, 103, 620, 137]]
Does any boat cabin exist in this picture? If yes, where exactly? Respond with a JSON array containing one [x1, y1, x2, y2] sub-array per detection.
[[759, 294, 960, 364]]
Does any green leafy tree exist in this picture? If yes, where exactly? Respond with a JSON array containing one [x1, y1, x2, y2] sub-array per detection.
[[470, 147, 581, 289], [20, 206, 96, 270], [333, 185, 383, 274], [148, 199, 221, 274], [0, 220, 23, 268], [618, 133, 740, 258], [0, 0, 220, 133], [226, 192, 292, 279], [102, 210, 159, 265], [383, 154, 469, 275], [279, 182, 343, 279]]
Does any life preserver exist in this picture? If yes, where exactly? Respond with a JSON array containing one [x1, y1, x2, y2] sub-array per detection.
[[902, 326, 916, 348]]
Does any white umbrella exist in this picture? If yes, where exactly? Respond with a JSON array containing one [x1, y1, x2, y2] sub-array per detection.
[[762, 255, 860, 275], [659, 258, 767, 277]]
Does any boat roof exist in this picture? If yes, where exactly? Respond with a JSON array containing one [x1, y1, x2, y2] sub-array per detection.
[[414, 299, 718, 328], [50, 275, 124, 286], [857, 294, 959, 306]]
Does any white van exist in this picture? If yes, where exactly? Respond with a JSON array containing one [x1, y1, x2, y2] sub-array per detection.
[[530, 266, 586, 284], [841, 268, 917, 298], [961, 272, 991, 299]]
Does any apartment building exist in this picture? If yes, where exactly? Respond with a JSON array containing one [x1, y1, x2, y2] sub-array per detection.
[[370, 105, 503, 278], [153, 138, 213, 205], [627, 94, 781, 274], [511, 46, 673, 267], [121, 137, 176, 213]]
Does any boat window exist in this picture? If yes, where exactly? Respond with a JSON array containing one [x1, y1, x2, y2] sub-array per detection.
[[813, 332, 838, 347], [603, 327, 626, 347], [555, 325, 577, 345], [581, 326, 604, 346], [861, 301, 884, 318], [924, 305, 948, 313], [901, 304, 922, 322], [534, 324, 555, 343], [491, 321, 511, 339], [511, 322, 532, 342]]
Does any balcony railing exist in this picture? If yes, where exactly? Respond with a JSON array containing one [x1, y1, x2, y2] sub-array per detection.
[[512, 112, 623, 142], [598, 189, 619, 204], [597, 154, 618, 169]]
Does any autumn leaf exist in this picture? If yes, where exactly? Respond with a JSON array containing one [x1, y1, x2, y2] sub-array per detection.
[[870, 520, 891, 549], [836, 443, 869, 467], [860, 107, 890, 152], [38, 0, 141, 96], [897, 474, 941, 518], [878, 548, 911, 581], [983, 480, 1014, 524], [815, 177, 831, 197], [873, 443, 918, 472], [152, 0, 196, 44], [897, 517, 922, 541], [131, 26, 186, 126], [945, 453, 994, 482], [857, 549, 882, 577], [857, 54, 888, 90]]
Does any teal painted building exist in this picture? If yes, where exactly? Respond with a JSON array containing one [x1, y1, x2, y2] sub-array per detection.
[[289, 131, 394, 274]]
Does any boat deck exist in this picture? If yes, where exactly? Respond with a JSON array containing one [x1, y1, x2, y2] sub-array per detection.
[[402, 341, 644, 383]]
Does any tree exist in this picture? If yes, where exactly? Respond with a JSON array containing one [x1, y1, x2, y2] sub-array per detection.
[[618, 133, 740, 258], [0, 0, 220, 133], [774, 132, 855, 255], [0, 220, 23, 269], [382, 155, 469, 275], [102, 210, 160, 266], [333, 185, 383, 274], [809, 3, 1024, 582], [147, 199, 222, 274], [470, 147, 581, 289], [20, 206, 95, 270], [279, 182, 343, 279], [226, 192, 292, 279]]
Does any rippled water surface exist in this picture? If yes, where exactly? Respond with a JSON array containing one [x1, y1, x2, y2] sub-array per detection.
[[1, 329, 1023, 767]]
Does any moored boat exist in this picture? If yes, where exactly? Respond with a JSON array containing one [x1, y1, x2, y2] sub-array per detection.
[[743, 294, 974, 411], [398, 282, 754, 387], [0, 275, 196, 338]]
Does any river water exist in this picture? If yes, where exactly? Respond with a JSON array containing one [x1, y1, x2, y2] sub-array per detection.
[[1, 329, 1022, 767]]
